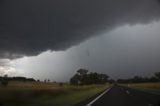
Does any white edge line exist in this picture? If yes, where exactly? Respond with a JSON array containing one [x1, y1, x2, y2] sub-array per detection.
[[86, 87, 112, 106]]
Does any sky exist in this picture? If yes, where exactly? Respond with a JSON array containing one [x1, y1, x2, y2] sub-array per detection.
[[0, 0, 160, 82]]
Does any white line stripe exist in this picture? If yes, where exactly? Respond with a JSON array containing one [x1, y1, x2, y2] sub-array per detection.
[[86, 87, 112, 106]]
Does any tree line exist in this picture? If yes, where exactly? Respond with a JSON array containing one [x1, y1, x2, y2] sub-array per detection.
[[70, 69, 160, 85], [117, 72, 160, 83], [1, 69, 160, 87], [0, 75, 35, 86], [70, 69, 109, 85]]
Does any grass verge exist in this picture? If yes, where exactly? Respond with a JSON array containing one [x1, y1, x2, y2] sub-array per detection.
[[120, 82, 160, 94], [0, 81, 110, 106]]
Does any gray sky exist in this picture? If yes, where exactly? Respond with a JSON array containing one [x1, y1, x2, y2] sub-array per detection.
[[0, 0, 160, 81]]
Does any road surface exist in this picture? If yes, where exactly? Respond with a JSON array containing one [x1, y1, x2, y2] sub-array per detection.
[[77, 85, 160, 106]]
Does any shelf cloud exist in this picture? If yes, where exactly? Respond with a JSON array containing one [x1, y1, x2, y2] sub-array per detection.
[[0, 0, 160, 59]]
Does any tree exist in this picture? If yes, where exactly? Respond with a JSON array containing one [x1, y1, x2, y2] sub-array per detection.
[[77, 69, 88, 76], [108, 79, 115, 84], [70, 74, 81, 85], [44, 79, 47, 83], [99, 74, 109, 84], [48, 79, 50, 82], [70, 69, 109, 85], [155, 72, 160, 80], [77, 69, 88, 85], [88, 72, 99, 84], [1, 74, 9, 87]]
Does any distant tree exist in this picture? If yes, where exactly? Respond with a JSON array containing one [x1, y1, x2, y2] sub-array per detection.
[[155, 72, 160, 81], [70, 69, 109, 85], [77, 69, 88, 76], [132, 76, 143, 83], [70, 74, 80, 85], [77, 69, 88, 85], [53, 81, 57, 83], [1, 74, 9, 87], [87, 72, 99, 84], [117, 73, 160, 84], [48, 79, 50, 82], [4, 74, 8, 78], [149, 77, 158, 82], [7, 77, 35, 82], [108, 79, 115, 84], [99, 74, 109, 84], [44, 79, 47, 83], [87, 72, 109, 84]]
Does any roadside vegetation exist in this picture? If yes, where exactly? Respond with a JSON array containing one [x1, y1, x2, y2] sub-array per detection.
[[117, 72, 160, 83], [121, 83, 160, 94], [70, 69, 109, 85], [117, 72, 160, 94], [0, 69, 111, 106], [0, 81, 109, 106], [1, 69, 160, 105]]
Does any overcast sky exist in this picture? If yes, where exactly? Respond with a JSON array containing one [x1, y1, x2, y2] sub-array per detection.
[[0, 0, 160, 82]]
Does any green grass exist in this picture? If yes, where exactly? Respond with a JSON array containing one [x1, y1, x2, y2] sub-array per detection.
[[120, 82, 160, 94], [0, 81, 110, 106], [39, 85, 108, 106], [133, 88, 160, 94]]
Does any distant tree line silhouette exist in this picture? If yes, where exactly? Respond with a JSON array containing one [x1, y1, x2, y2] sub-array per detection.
[[70, 69, 109, 85], [0, 75, 35, 86], [0, 75, 9, 86], [0, 76, 35, 82], [117, 72, 160, 83], [1, 71, 160, 87]]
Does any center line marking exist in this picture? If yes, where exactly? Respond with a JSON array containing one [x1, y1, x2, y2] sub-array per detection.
[[86, 87, 112, 106]]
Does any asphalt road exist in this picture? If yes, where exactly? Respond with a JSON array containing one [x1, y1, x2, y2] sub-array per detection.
[[77, 85, 160, 106]]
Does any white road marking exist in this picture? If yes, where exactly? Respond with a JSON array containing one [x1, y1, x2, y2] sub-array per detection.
[[126, 90, 130, 94], [86, 87, 112, 106]]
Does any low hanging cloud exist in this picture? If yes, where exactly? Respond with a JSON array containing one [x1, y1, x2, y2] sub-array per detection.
[[0, 0, 160, 59], [0, 59, 17, 76], [0, 59, 11, 66]]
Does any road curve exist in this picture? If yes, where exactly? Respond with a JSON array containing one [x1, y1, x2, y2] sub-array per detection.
[[77, 85, 160, 106]]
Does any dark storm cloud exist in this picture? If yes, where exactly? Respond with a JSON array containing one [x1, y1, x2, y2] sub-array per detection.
[[0, 0, 160, 59]]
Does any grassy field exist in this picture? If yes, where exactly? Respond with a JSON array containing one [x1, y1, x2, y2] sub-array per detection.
[[121, 82, 160, 94], [0, 81, 110, 106]]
